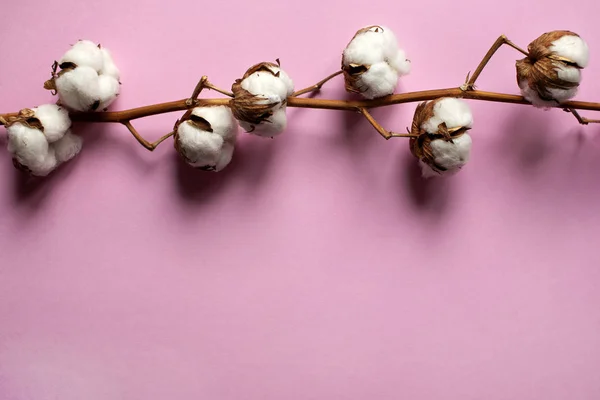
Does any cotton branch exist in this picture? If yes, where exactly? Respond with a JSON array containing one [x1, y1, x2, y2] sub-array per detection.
[[2, 89, 600, 125], [1, 90, 599, 154]]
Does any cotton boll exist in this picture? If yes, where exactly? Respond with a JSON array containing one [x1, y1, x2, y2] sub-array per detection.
[[32, 104, 71, 143], [516, 30, 588, 106], [55, 67, 101, 111], [422, 97, 473, 133], [48, 40, 121, 112], [6, 123, 58, 176], [409, 98, 474, 178], [99, 48, 120, 80], [549, 34, 589, 68], [60, 40, 104, 72], [175, 106, 238, 171], [231, 62, 294, 137], [54, 131, 83, 164], [342, 25, 410, 98]]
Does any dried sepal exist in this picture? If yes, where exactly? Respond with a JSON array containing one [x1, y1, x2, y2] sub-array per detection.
[[43, 61, 77, 94], [2, 108, 44, 131], [341, 25, 410, 99]]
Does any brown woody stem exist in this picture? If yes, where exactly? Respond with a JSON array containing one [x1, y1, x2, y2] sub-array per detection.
[[462, 35, 529, 91], [2, 88, 600, 151], [293, 70, 343, 97]]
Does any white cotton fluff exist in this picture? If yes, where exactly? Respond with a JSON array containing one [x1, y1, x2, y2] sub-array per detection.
[[518, 78, 579, 107], [55, 40, 120, 112], [54, 131, 83, 164], [420, 98, 473, 178], [422, 97, 473, 133], [549, 34, 589, 68], [239, 65, 294, 137], [520, 34, 589, 107], [343, 25, 411, 99], [7, 124, 57, 176], [32, 104, 71, 143], [6, 105, 82, 176], [176, 106, 238, 171]]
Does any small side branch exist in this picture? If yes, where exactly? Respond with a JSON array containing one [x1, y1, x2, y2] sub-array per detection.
[[359, 107, 418, 140], [187, 76, 233, 106], [566, 108, 600, 125], [462, 35, 529, 91], [123, 120, 174, 151], [293, 70, 343, 97]]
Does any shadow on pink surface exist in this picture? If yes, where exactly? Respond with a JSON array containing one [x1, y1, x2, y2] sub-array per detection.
[[174, 135, 278, 203]]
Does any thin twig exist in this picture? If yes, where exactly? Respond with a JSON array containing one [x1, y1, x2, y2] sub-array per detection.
[[293, 70, 343, 97], [390, 132, 419, 138], [359, 107, 390, 139], [462, 35, 529, 91], [566, 108, 600, 125], [205, 82, 234, 98], [187, 76, 233, 106], [359, 107, 418, 140], [123, 120, 174, 151], [187, 76, 209, 106]]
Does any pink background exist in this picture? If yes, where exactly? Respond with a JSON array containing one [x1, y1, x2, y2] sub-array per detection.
[[1, 0, 600, 399]]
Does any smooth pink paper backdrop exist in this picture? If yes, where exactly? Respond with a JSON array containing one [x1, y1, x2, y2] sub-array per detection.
[[1, 1, 600, 399]]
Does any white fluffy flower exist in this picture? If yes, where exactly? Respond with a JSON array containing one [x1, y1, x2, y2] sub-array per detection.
[[409, 98, 473, 178], [342, 25, 410, 99], [6, 105, 82, 176], [231, 62, 294, 138], [517, 31, 589, 107], [50, 40, 121, 112], [175, 106, 238, 171]]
